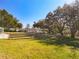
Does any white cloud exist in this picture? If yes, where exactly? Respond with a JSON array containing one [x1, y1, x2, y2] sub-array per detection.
[[63, 0, 75, 4]]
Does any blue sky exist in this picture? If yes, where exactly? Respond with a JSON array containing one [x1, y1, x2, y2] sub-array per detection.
[[0, 0, 74, 27]]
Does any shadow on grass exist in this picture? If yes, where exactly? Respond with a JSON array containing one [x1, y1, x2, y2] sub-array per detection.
[[35, 37, 79, 49], [8, 37, 32, 40]]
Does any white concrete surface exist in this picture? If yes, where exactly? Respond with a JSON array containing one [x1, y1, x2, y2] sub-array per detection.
[[0, 33, 9, 39]]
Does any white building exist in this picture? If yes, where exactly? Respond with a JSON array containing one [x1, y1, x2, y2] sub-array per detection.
[[27, 28, 43, 33]]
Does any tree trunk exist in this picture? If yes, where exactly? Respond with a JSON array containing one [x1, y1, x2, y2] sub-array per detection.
[[60, 32, 63, 36], [70, 26, 77, 39], [48, 27, 52, 34], [60, 32, 64, 39], [48, 29, 51, 34], [71, 32, 75, 39], [70, 29, 77, 39]]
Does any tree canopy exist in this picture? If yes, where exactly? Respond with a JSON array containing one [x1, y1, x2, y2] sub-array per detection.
[[0, 9, 22, 29]]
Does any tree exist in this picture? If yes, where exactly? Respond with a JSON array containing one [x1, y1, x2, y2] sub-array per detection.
[[33, 19, 45, 29], [63, 0, 79, 38], [53, 7, 66, 36], [16, 23, 22, 28], [0, 9, 22, 30], [45, 0, 79, 38], [45, 7, 66, 36]]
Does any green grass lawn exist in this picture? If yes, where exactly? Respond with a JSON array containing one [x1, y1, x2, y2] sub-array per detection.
[[0, 32, 79, 59]]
